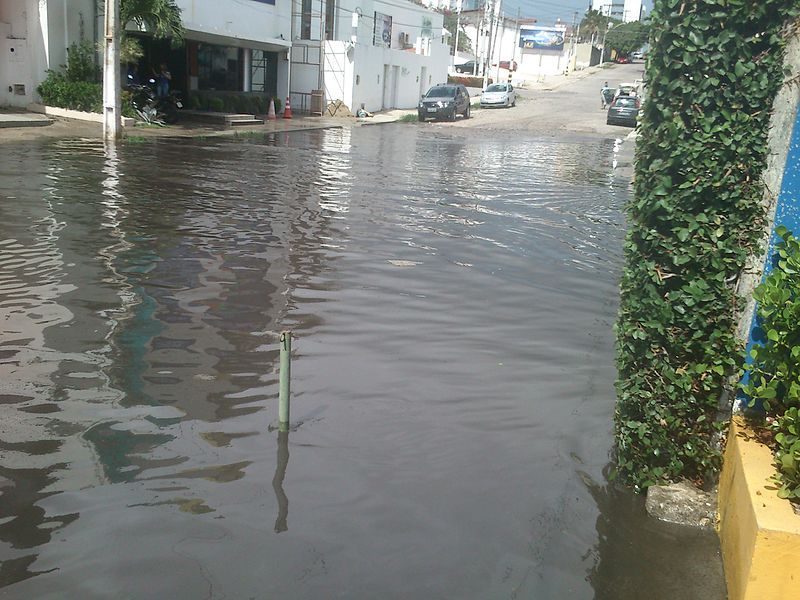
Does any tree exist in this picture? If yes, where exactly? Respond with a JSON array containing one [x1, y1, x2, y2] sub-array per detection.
[[443, 12, 472, 54], [604, 20, 649, 56], [579, 9, 612, 43], [99, 0, 185, 64], [120, 0, 184, 42]]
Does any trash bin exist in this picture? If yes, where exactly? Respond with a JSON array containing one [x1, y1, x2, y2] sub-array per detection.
[[310, 90, 324, 116]]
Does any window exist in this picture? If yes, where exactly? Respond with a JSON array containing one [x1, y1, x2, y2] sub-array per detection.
[[325, 0, 336, 40], [301, 0, 313, 39]]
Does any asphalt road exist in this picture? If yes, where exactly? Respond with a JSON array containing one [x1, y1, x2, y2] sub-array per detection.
[[447, 62, 646, 136]]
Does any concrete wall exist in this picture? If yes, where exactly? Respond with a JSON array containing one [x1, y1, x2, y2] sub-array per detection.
[[175, 0, 291, 45], [518, 47, 568, 77], [322, 40, 448, 112], [293, 0, 446, 113], [1, 0, 97, 108]]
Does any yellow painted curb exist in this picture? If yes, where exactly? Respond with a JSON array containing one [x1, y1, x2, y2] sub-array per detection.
[[718, 416, 800, 600]]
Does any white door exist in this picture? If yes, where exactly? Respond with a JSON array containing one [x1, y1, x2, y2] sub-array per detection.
[[381, 64, 390, 110]]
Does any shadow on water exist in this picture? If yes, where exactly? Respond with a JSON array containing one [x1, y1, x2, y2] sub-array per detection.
[[0, 127, 723, 598], [272, 431, 290, 533], [584, 467, 726, 600]]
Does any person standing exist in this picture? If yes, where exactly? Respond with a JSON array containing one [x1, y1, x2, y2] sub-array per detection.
[[155, 63, 172, 98]]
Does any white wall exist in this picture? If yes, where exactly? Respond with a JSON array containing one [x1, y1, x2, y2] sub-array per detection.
[[322, 39, 448, 112], [518, 49, 568, 77], [176, 0, 291, 45], [1, 0, 96, 108]]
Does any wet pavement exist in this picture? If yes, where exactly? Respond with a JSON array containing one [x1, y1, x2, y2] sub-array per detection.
[[0, 126, 725, 598]]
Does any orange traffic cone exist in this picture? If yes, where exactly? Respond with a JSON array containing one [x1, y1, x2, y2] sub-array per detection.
[[267, 98, 276, 120], [283, 96, 293, 119]]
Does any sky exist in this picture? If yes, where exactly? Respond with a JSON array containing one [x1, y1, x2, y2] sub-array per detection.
[[501, 0, 654, 26]]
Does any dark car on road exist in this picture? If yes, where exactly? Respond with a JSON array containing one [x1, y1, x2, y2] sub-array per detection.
[[418, 84, 471, 122], [606, 95, 641, 127], [454, 61, 477, 74]]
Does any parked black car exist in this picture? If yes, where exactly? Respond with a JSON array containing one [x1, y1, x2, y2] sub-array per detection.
[[606, 95, 641, 127], [418, 84, 471, 122], [454, 61, 477, 74]]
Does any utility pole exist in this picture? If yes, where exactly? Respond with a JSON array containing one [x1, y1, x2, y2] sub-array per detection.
[[483, 0, 500, 89], [102, 0, 121, 140], [600, 21, 613, 64], [453, 0, 462, 67], [494, 11, 505, 83], [511, 7, 521, 66]]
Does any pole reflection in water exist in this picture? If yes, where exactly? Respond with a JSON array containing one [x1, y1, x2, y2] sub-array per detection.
[[272, 430, 289, 533]]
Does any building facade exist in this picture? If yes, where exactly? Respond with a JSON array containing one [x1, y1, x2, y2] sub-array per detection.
[[591, 0, 643, 23], [1, 0, 294, 109], [291, 0, 449, 113], [1, 0, 99, 108]]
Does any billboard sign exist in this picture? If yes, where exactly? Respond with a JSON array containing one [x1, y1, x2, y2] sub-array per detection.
[[519, 27, 565, 51], [373, 12, 393, 48]]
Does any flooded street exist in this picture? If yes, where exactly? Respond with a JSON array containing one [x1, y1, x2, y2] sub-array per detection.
[[0, 126, 723, 598]]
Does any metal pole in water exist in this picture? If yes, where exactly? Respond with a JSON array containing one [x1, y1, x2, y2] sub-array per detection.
[[279, 331, 291, 432]]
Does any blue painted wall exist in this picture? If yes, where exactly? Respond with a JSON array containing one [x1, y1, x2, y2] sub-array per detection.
[[738, 104, 800, 409]]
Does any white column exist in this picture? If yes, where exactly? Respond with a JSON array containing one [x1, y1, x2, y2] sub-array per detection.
[[102, 0, 121, 140], [243, 48, 252, 91]]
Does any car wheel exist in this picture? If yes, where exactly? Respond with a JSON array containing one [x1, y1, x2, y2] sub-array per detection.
[[465, 104, 470, 119], [512, 98, 516, 107]]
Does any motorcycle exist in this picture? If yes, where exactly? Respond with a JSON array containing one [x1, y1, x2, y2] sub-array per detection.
[[128, 76, 182, 125]]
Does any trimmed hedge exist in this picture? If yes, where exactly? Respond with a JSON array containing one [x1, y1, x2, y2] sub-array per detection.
[[448, 75, 493, 88], [38, 76, 103, 113], [614, 0, 799, 490]]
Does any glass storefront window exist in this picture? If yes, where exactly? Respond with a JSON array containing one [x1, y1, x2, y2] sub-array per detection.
[[197, 44, 241, 91]]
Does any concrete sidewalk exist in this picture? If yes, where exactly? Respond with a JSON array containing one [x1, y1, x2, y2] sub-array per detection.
[[0, 111, 52, 128]]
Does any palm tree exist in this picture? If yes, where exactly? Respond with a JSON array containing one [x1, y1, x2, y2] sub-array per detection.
[[100, 0, 185, 63], [121, 0, 184, 42], [579, 9, 610, 44]]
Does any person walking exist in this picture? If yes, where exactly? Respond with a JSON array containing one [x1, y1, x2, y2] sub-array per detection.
[[601, 81, 612, 109]]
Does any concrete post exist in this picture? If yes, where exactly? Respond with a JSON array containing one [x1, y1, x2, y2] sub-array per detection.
[[102, 0, 121, 140]]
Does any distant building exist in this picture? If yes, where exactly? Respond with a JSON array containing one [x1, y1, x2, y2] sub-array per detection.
[[592, 0, 643, 23]]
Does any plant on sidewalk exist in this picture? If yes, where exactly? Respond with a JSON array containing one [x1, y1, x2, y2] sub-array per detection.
[[614, 0, 799, 490], [37, 41, 102, 112], [741, 227, 800, 501]]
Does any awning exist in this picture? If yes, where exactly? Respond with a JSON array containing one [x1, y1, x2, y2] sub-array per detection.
[[184, 28, 291, 52]]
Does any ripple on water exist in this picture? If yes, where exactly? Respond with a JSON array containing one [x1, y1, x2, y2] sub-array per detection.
[[0, 126, 637, 598]]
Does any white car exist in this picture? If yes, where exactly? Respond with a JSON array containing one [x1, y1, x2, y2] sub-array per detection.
[[480, 83, 516, 108]]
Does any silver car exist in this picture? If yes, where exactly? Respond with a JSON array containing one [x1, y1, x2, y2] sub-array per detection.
[[480, 83, 516, 108]]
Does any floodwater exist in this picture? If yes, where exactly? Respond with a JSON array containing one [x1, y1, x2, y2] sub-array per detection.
[[0, 126, 723, 599]]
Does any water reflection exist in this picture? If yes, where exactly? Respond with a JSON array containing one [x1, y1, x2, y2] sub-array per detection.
[[0, 126, 718, 598], [272, 431, 290, 533]]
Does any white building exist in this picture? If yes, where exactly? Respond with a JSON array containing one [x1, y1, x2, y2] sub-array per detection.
[[173, 0, 292, 100], [0, 0, 98, 108], [1, 0, 294, 109], [290, 0, 449, 113], [592, 0, 643, 23]]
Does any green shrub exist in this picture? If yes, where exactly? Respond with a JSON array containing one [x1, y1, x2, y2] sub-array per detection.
[[741, 228, 800, 502], [447, 75, 492, 87], [64, 40, 99, 83], [273, 97, 282, 114], [223, 95, 237, 113], [37, 74, 103, 112], [613, 0, 799, 490], [742, 227, 800, 414], [189, 95, 202, 110], [254, 96, 267, 114], [209, 97, 225, 112], [773, 408, 800, 500]]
